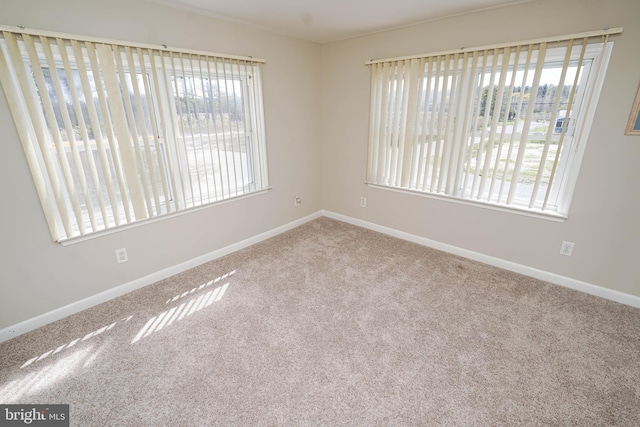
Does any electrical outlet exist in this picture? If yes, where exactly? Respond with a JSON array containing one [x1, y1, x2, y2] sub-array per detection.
[[115, 248, 128, 263], [360, 197, 367, 208], [294, 196, 302, 207], [560, 241, 574, 256]]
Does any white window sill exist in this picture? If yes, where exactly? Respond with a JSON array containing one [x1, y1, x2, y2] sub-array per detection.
[[366, 183, 567, 223], [58, 188, 272, 246]]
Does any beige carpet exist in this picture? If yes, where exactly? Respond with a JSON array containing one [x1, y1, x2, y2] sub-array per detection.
[[1, 217, 639, 425]]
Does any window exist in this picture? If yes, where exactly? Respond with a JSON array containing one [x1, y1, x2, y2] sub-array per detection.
[[366, 29, 620, 218], [0, 27, 268, 241]]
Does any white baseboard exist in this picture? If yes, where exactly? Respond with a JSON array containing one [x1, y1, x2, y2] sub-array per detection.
[[2, 209, 637, 343], [322, 210, 640, 309], [0, 211, 323, 343]]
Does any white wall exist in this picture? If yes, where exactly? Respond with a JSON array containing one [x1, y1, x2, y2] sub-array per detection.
[[0, 0, 322, 329], [320, 0, 640, 297]]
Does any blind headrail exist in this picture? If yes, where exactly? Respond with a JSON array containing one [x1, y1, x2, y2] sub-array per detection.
[[366, 27, 622, 65], [0, 24, 266, 63]]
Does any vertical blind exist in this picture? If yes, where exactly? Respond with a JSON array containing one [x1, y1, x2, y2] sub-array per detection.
[[366, 29, 619, 216], [0, 27, 268, 241]]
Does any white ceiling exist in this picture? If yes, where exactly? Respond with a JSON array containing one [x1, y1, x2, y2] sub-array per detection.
[[145, 0, 534, 44]]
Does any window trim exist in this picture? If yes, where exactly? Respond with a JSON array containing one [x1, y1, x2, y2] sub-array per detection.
[[365, 28, 620, 218], [0, 25, 269, 242], [366, 183, 566, 222]]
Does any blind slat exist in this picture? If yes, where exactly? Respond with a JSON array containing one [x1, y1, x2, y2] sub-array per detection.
[[453, 51, 480, 195], [422, 56, 439, 191], [439, 53, 460, 194], [446, 52, 470, 195], [408, 57, 426, 189], [478, 48, 510, 200], [84, 41, 131, 225], [431, 55, 450, 191], [367, 63, 381, 182], [138, 47, 171, 213], [207, 58, 227, 199], [122, 46, 157, 216], [507, 42, 547, 205], [497, 45, 533, 204], [96, 44, 143, 221], [398, 59, 417, 187], [59, 38, 109, 229], [465, 50, 490, 198], [74, 41, 121, 225], [389, 61, 406, 186], [23, 35, 83, 236], [43, 37, 99, 233], [157, 51, 186, 211], [178, 53, 203, 206], [231, 60, 248, 192], [0, 32, 67, 239], [471, 49, 499, 199], [216, 57, 233, 196], [170, 52, 195, 207], [488, 46, 520, 200], [39, 36, 92, 234], [198, 55, 220, 201]]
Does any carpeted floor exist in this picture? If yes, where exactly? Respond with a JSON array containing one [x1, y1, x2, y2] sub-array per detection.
[[1, 217, 639, 425]]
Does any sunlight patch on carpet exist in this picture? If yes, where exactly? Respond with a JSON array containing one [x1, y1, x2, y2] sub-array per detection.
[[132, 282, 230, 344]]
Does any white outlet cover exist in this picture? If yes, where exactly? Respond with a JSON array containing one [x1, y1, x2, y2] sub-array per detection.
[[560, 241, 574, 256], [116, 248, 128, 263]]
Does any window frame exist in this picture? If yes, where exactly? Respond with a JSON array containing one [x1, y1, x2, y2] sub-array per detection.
[[365, 29, 620, 220], [0, 26, 269, 243]]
